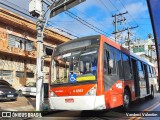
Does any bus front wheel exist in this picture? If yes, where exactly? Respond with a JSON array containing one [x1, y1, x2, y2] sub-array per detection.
[[123, 89, 130, 111]]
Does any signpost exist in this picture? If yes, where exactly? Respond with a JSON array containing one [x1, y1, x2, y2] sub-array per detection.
[[50, 0, 85, 18]]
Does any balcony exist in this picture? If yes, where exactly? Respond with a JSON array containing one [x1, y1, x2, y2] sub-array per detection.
[[1, 46, 37, 58]]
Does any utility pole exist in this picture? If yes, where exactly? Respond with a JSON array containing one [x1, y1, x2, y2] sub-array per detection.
[[36, 11, 44, 111], [127, 28, 131, 50], [29, 0, 44, 111], [112, 11, 128, 42], [125, 26, 138, 50]]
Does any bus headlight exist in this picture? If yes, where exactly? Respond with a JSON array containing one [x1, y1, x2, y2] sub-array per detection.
[[0, 91, 4, 95], [85, 85, 97, 96], [50, 91, 57, 97]]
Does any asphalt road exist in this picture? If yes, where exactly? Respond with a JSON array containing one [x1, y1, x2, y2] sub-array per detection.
[[43, 93, 160, 120]]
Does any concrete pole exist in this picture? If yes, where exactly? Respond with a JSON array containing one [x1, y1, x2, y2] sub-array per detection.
[[36, 0, 44, 111], [128, 29, 130, 51], [115, 16, 117, 42]]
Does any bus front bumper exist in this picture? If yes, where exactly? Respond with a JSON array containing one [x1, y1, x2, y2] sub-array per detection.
[[49, 95, 106, 110]]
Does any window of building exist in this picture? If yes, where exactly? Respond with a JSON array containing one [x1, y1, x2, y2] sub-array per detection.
[[139, 45, 145, 52], [8, 34, 33, 51], [0, 70, 13, 83], [26, 72, 34, 78], [122, 53, 132, 80], [133, 46, 139, 53], [16, 71, 25, 78], [133, 45, 145, 53], [44, 45, 53, 56]]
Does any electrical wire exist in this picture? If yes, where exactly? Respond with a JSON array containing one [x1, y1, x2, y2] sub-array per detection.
[[47, 22, 79, 38], [108, 0, 119, 12], [0, 0, 78, 39], [65, 11, 103, 35], [98, 0, 113, 15], [48, 21, 82, 37], [65, 11, 115, 41], [118, 0, 151, 37], [0, 1, 36, 20]]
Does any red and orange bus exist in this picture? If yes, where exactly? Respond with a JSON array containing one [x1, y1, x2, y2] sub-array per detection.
[[48, 35, 157, 110]]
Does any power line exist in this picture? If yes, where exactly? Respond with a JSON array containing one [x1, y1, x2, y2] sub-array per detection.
[[5, 0, 29, 13], [65, 11, 103, 35], [108, 0, 119, 12], [118, 0, 138, 26], [98, 0, 113, 15], [47, 21, 80, 37], [112, 11, 128, 42], [118, 0, 150, 37], [65, 10, 112, 37], [0, 1, 36, 20], [73, 8, 112, 29], [0, 0, 78, 39], [65, 11, 116, 41]]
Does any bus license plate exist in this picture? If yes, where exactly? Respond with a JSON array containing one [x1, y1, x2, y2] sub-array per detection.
[[65, 98, 74, 103], [7, 95, 13, 97]]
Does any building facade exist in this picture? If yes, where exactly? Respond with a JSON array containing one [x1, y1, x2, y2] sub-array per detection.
[[0, 8, 71, 89], [123, 38, 158, 78]]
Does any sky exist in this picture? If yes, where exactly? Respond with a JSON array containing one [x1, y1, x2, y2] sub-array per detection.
[[0, 0, 153, 44]]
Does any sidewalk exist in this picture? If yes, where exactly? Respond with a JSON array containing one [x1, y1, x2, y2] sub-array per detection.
[[0, 96, 49, 111]]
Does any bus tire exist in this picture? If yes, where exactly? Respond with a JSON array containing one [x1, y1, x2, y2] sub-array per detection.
[[123, 89, 130, 111], [149, 85, 154, 99]]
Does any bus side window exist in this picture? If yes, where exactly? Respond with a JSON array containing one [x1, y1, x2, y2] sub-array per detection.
[[115, 49, 123, 79], [122, 53, 132, 80], [137, 61, 144, 81], [104, 47, 116, 75], [150, 66, 153, 77], [152, 67, 156, 77], [147, 65, 151, 78]]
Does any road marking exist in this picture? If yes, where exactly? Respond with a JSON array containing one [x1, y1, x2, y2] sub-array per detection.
[[135, 102, 160, 120], [144, 101, 159, 111], [128, 101, 159, 120]]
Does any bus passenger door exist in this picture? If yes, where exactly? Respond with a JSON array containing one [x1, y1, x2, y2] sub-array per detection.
[[143, 64, 150, 94], [137, 61, 147, 97], [131, 59, 140, 97]]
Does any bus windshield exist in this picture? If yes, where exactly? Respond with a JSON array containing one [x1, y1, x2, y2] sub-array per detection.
[[51, 47, 98, 85]]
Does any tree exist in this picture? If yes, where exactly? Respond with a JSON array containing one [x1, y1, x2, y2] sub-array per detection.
[[148, 33, 152, 39]]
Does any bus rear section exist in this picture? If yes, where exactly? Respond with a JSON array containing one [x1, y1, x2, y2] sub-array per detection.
[[49, 36, 106, 110]]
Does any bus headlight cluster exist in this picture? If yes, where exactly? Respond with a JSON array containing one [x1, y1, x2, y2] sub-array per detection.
[[0, 91, 4, 95], [50, 91, 57, 97], [85, 85, 97, 96]]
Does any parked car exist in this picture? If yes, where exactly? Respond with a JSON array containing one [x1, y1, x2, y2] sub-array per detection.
[[0, 80, 18, 101], [18, 82, 48, 98]]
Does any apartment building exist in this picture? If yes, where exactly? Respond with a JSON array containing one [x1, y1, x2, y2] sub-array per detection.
[[0, 8, 71, 89]]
